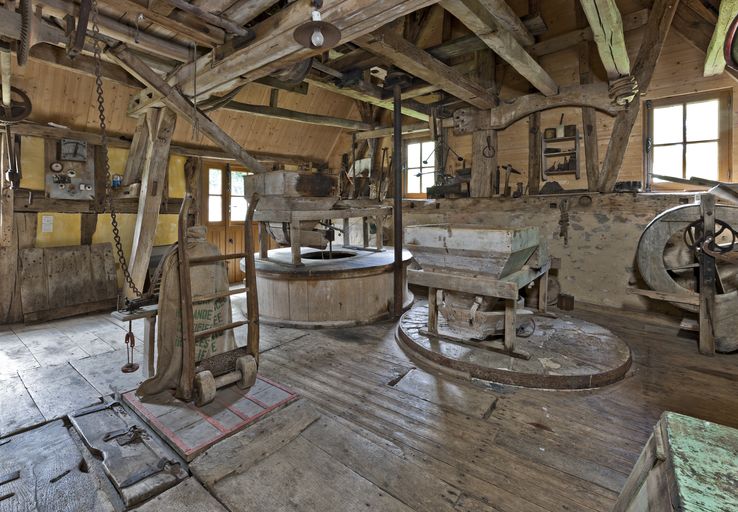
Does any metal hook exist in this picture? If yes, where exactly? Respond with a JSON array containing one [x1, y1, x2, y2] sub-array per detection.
[[134, 13, 144, 44]]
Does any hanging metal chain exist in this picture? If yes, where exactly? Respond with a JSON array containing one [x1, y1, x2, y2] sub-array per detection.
[[91, 0, 142, 298]]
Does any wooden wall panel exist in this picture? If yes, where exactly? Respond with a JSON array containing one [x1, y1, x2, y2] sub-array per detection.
[[10, 57, 360, 169], [417, 10, 738, 192]]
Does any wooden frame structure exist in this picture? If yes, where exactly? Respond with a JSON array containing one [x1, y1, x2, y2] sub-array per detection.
[[176, 192, 260, 402], [408, 259, 550, 357], [255, 204, 391, 267]]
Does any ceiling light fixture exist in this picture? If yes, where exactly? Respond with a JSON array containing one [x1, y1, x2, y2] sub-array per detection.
[[293, 0, 341, 50]]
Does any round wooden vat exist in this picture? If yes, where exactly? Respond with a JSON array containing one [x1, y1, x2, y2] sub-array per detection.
[[250, 246, 413, 328]]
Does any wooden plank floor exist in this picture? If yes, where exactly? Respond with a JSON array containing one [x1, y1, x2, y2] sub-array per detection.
[[1, 299, 738, 511]]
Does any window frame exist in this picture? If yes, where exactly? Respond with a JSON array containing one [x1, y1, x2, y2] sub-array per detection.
[[644, 89, 733, 190], [404, 139, 437, 199], [202, 161, 251, 226]]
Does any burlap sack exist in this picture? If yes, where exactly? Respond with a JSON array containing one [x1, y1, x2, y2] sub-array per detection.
[[137, 226, 235, 398]]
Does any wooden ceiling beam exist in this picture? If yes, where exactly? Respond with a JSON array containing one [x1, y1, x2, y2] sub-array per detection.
[[29, 44, 143, 88], [306, 74, 430, 122], [476, 0, 534, 46], [578, 0, 631, 80], [672, 3, 738, 83], [354, 27, 497, 109], [128, 0, 438, 116], [109, 45, 267, 173], [37, 0, 191, 62], [222, 0, 282, 25], [160, 0, 251, 37], [704, 0, 738, 77], [529, 7, 648, 58], [441, 0, 559, 96], [213, 101, 375, 130], [98, 0, 226, 47], [330, 33, 487, 74]]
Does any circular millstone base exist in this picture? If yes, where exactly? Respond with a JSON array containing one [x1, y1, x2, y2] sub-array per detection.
[[396, 304, 632, 390]]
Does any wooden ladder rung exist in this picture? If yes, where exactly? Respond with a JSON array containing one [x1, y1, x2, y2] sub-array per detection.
[[195, 320, 250, 339], [192, 287, 247, 303], [189, 253, 248, 265]]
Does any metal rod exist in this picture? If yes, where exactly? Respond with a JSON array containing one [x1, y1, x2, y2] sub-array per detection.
[[0, 50, 11, 108], [195, 320, 250, 339], [192, 287, 247, 303], [189, 252, 249, 264], [393, 82, 403, 318]]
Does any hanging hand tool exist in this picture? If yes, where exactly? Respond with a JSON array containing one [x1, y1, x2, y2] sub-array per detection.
[[499, 164, 521, 197], [121, 321, 139, 373]]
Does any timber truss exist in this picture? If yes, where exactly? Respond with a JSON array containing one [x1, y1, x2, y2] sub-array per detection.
[[0, 0, 732, 191]]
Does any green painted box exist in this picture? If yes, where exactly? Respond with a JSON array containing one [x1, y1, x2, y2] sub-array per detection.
[[613, 412, 738, 511]]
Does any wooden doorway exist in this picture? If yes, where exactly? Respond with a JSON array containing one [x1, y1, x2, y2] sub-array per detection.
[[202, 161, 259, 283]]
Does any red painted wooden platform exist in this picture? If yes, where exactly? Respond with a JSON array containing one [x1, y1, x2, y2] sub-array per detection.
[[123, 376, 298, 461]]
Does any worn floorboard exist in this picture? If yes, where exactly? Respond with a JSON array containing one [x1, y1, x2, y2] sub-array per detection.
[[18, 363, 102, 420], [131, 478, 228, 511], [1, 305, 738, 511], [0, 374, 44, 436]]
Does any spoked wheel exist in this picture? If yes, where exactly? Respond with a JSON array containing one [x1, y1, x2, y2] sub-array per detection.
[[0, 87, 32, 123], [636, 203, 738, 312]]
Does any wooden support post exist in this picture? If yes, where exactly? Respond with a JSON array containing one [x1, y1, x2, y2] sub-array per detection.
[[538, 269, 549, 313], [528, 111, 541, 195], [392, 82, 404, 318], [80, 213, 98, 245], [577, 4, 601, 192], [126, 107, 177, 299], [428, 287, 438, 334], [342, 218, 351, 246], [259, 222, 269, 259], [470, 51, 498, 198], [471, 130, 497, 197], [362, 217, 369, 248], [698, 193, 716, 356], [375, 215, 384, 250], [504, 298, 516, 353], [184, 156, 202, 225], [122, 115, 150, 186], [243, 194, 260, 362], [290, 221, 302, 266], [0, 131, 13, 247], [598, 0, 680, 193]]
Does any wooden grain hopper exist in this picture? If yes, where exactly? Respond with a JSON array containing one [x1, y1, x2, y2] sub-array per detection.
[[404, 224, 541, 279], [245, 170, 338, 212]]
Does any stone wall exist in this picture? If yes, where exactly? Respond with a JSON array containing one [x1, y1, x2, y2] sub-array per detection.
[[400, 193, 696, 316]]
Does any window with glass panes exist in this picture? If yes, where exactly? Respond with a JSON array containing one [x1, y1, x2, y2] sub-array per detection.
[[647, 90, 732, 186], [207, 167, 223, 223], [230, 170, 249, 222], [405, 141, 436, 196], [207, 166, 251, 223]]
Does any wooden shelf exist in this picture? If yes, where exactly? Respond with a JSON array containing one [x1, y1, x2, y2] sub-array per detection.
[[543, 150, 577, 157], [543, 135, 577, 142], [541, 129, 580, 181]]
